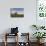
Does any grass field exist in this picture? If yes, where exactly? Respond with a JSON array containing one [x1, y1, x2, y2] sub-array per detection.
[[11, 13, 24, 17]]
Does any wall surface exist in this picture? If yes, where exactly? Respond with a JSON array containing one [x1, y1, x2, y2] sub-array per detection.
[[0, 0, 36, 42]]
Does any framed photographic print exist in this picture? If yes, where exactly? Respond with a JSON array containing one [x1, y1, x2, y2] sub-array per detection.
[[10, 8, 24, 17]]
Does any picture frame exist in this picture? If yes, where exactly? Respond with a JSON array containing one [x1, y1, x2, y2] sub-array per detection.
[[10, 8, 24, 18]]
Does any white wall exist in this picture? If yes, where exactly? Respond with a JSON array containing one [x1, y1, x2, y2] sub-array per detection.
[[0, 0, 36, 42]]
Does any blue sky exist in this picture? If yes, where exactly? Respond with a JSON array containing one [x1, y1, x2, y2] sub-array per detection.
[[11, 8, 24, 11]]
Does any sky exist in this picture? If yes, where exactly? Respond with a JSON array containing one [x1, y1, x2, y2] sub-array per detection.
[[11, 8, 24, 14], [11, 8, 24, 11]]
